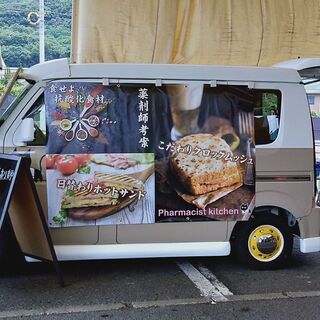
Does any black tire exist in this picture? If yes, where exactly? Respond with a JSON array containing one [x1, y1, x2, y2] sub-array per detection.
[[233, 214, 293, 270]]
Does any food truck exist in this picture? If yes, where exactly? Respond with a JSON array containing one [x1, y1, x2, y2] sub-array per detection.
[[0, 58, 319, 269]]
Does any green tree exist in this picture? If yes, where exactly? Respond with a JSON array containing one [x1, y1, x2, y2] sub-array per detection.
[[262, 93, 278, 115], [311, 111, 320, 118], [0, 68, 24, 96], [0, 0, 71, 67]]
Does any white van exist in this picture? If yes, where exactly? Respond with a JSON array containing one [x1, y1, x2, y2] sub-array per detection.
[[0, 58, 319, 269]]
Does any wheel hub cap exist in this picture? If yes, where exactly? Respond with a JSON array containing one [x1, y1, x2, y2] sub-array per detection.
[[257, 234, 277, 254], [248, 225, 284, 262]]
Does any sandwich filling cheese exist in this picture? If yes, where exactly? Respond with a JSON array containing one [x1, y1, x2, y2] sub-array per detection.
[[61, 189, 119, 209], [170, 134, 241, 195]]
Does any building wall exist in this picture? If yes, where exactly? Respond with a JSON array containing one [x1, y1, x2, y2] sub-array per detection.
[[308, 94, 320, 114]]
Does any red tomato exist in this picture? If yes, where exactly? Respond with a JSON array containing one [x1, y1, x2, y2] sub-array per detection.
[[53, 154, 63, 161], [52, 155, 63, 168], [74, 154, 91, 168], [45, 155, 55, 169], [56, 157, 78, 176]]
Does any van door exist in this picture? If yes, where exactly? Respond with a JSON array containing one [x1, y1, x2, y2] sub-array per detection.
[[114, 83, 257, 244]]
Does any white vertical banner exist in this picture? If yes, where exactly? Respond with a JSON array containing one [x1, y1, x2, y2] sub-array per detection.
[[39, 0, 45, 63]]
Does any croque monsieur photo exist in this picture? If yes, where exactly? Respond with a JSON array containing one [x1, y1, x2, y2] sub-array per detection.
[[170, 134, 241, 195]]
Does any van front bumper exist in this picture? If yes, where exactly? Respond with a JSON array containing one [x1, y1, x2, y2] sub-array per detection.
[[300, 237, 320, 253]]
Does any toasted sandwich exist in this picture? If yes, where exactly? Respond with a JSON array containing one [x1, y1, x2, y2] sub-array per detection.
[[170, 134, 241, 195], [61, 172, 144, 220]]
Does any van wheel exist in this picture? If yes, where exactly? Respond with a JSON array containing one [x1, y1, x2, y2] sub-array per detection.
[[233, 214, 293, 269]]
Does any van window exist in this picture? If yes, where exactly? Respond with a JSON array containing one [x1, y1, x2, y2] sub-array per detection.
[[26, 87, 280, 148], [23, 94, 46, 146], [254, 91, 281, 145], [0, 81, 31, 127], [308, 95, 315, 105]]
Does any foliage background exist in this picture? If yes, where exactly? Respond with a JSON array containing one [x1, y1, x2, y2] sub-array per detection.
[[0, 0, 71, 67]]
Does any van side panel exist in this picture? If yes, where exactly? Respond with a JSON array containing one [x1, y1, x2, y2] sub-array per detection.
[[228, 82, 316, 240], [116, 222, 227, 243], [256, 180, 313, 218], [297, 208, 320, 239], [254, 82, 314, 218], [256, 149, 314, 173], [256, 149, 314, 218], [50, 227, 100, 245]]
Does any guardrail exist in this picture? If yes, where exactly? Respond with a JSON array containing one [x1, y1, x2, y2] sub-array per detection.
[[0, 68, 20, 75]]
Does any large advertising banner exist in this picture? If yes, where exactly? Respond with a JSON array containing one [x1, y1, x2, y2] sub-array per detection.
[[45, 82, 255, 227]]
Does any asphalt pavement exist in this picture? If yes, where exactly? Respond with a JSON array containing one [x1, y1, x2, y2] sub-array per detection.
[[0, 239, 319, 320]]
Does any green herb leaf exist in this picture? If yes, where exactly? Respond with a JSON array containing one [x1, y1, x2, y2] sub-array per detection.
[[78, 165, 90, 174], [59, 209, 68, 219], [52, 216, 61, 223], [65, 190, 75, 197]]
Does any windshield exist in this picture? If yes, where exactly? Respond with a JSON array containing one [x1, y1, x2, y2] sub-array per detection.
[[0, 69, 31, 127]]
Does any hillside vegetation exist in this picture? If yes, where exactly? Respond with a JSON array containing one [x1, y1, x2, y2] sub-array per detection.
[[0, 0, 71, 67]]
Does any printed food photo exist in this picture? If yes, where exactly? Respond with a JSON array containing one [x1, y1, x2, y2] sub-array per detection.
[[46, 153, 154, 227], [45, 82, 255, 227], [169, 134, 241, 195]]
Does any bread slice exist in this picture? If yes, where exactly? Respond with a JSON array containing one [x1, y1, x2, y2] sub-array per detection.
[[170, 134, 241, 195], [61, 189, 119, 209], [94, 172, 144, 191]]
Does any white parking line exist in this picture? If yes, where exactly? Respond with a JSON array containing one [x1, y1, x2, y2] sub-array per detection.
[[195, 263, 233, 296], [176, 261, 230, 302]]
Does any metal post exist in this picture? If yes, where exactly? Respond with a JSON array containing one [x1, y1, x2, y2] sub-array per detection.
[[39, 0, 45, 63]]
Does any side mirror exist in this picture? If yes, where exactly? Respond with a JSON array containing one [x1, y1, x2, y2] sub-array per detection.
[[17, 118, 35, 143]]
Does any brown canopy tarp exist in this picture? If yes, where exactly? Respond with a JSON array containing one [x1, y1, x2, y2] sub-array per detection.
[[71, 0, 320, 66]]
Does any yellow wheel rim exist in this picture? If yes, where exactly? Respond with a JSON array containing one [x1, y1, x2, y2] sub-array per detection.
[[248, 225, 284, 262]]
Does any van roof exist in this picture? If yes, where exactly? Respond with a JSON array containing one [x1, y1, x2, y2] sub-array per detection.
[[21, 58, 301, 84]]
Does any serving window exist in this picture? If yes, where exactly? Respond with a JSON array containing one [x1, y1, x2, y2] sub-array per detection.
[[253, 90, 281, 145]]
